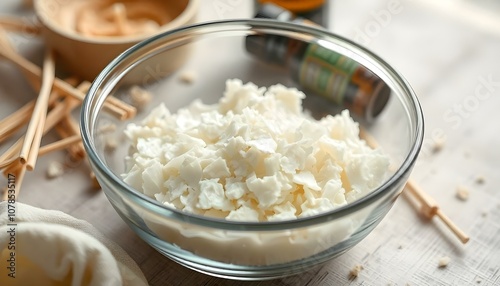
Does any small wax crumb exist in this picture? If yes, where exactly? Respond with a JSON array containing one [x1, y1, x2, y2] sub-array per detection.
[[98, 123, 117, 133], [481, 211, 488, 218], [105, 137, 118, 151], [46, 161, 65, 179], [398, 245, 403, 249], [179, 70, 196, 84], [438, 256, 451, 268], [432, 138, 446, 153], [349, 264, 363, 279], [456, 186, 469, 201], [475, 176, 485, 185], [129, 86, 152, 110]]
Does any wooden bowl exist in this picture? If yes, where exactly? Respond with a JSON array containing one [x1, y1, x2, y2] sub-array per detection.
[[34, 0, 198, 81]]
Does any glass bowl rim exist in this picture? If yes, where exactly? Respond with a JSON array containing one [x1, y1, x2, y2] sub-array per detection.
[[80, 19, 424, 231]]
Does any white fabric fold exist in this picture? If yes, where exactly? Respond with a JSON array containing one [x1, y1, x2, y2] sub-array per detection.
[[0, 202, 148, 286]]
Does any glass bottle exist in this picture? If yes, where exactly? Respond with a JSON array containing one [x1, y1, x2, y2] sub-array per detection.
[[246, 4, 391, 122]]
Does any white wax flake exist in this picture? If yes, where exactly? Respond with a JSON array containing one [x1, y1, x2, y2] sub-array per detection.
[[203, 157, 231, 179], [268, 202, 297, 221], [246, 174, 282, 209], [225, 178, 247, 200], [141, 160, 163, 197], [247, 138, 277, 154], [299, 197, 335, 218], [323, 179, 347, 206], [227, 205, 260, 222], [293, 171, 321, 191], [122, 165, 143, 191], [122, 79, 389, 221], [197, 179, 233, 211], [179, 155, 203, 187], [136, 137, 163, 158]]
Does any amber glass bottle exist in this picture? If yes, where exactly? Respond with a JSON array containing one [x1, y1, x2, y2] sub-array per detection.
[[246, 4, 391, 122]]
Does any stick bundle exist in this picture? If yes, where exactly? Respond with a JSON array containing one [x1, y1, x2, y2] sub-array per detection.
[[0, 21, 137, 200]]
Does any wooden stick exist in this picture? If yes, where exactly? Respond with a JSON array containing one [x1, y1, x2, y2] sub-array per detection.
[[0, 101, 34, 134], [0, 89, 65, 164], [435, 209, 470, 244], [0, 16, 41, 35], [38, 135, 81, 157], [104, 95, 137, 118], [55, 117, 85, 160], [0, 48, 131, 120], [405, 179, 438, 219], [0, 26, 16, 53], [359, 127, 469, 244], [20, 49, 56, 170], [58, 81, 90, 160], [0, 157, 18, 169], [1, 163, 27, 201], [0, 96, 79, 168], [79, 80, 137, 118], [0, 87, 63, 143]]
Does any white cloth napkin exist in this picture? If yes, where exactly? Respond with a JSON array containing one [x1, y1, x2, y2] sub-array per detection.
[[0, 202, 148, 286]]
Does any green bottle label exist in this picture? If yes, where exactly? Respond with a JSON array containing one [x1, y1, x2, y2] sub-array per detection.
[[298, 44, 359, 104]]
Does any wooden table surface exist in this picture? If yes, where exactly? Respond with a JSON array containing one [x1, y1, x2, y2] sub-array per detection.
[[1, 0, 500, 285]]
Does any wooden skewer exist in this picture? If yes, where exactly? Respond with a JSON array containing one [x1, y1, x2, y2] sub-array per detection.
[[1, 163, 27, 201], [0, 17, 41, 35], [0, 48, 131, 120], [55, 80, 83, 160], [405, 179, 438, 219], [435, 209, 470, 244], [0, 157, 18, 169], [0, 86, 63, 143], [1, 135, 81, 168], [104, 95, 137, 118], [0, 96, 80, 168], [79, 80, 137, 118], [2, 158, 20, 177], [0, 101, 34, 134], [360, 127, 469, 244], [55, 117, 85, 160], [20, 49, 56, 169], [38, 135, 81, 157], [0, 82, 70, 165]]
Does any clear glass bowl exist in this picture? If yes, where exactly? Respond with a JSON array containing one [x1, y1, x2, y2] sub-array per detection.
[[80, 19, 424, 280]]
